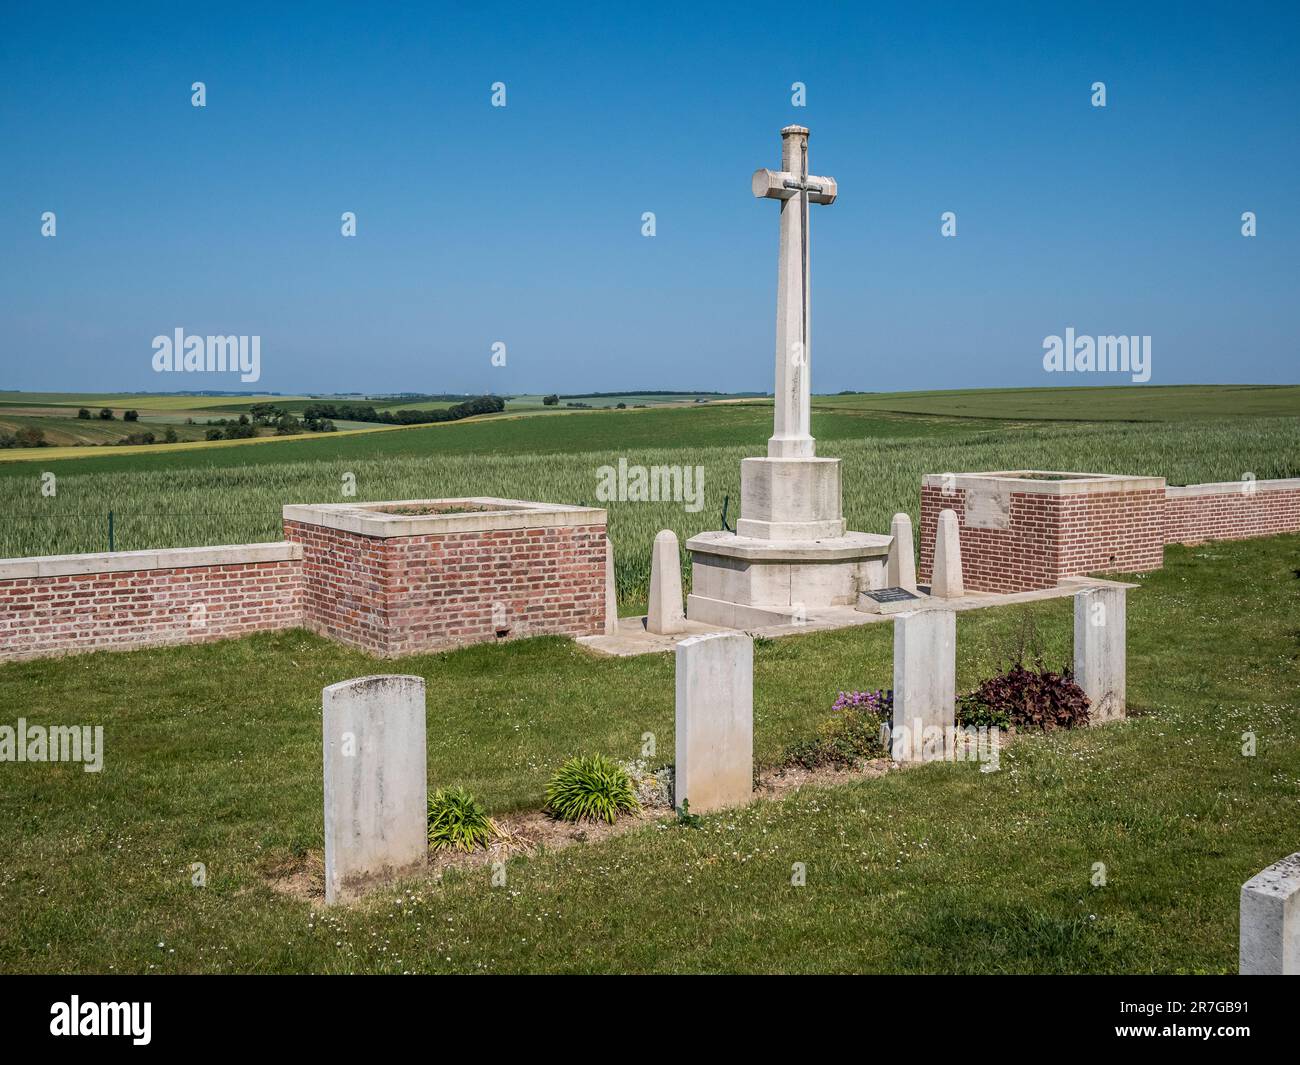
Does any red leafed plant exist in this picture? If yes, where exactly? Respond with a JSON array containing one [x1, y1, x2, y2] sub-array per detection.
[[960, 661, 1090, 731]]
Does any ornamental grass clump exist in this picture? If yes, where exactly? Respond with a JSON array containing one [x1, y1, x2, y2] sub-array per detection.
[[545, 754, 640, 824], [427, 786, 500, 852]]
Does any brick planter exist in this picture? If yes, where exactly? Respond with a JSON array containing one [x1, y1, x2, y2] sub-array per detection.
[[283, 498, 607, 656], [919, 472, 1166, 593]]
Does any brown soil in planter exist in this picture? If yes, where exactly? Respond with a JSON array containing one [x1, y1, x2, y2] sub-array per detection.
[[372, 503, 505, 516]]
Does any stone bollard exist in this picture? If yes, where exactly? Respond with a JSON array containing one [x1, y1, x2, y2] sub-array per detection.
[[675, 632, 753, 813], [1073, 586, 1127, 723], [648, 529, 686, 635], [886, 512, 918, 592], [1240, 853, 1300, 974], [891, 608, 956, 761], [322, 674, 428, 905], [930, 509, 964, 598]]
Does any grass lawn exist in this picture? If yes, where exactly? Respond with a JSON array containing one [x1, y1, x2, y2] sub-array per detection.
[[1, 534, 1295, 974]]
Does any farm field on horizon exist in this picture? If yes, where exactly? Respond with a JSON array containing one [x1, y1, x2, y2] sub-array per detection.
[[1, 384, 1297, 611]]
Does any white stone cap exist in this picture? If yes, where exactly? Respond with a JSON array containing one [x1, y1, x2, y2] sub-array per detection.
[[923, 471, 1166, 496], [0, 541, 302, 581], [283, 497, 607, 538], [685, 529, 890, 562], [1168, 477, 1300, 497], [1057, 576, 1141, 591], [322, 674, 426, 699], [675, 630, 751, 650], [740, 455, 842, 467], [1242, 853, 1300, 901]]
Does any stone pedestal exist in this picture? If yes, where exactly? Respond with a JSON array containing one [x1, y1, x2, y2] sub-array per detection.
[[736, 457, 846, 540], [686, 530, 889, 627], [686, 462, 889, 627]]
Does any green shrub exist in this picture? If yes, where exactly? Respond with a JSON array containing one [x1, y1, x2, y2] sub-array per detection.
[[427, 787, 499, 852], [545, 754, 640, 823], [954, 694, 1012, 730], [781, 690, 892, 769]]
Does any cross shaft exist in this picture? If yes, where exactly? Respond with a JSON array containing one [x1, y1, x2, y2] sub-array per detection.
[[751, 125, 837, 460]]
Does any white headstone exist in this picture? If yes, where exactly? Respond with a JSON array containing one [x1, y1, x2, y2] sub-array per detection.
[[1073, 586, 1127, 723], [886, 512, 918, 592], [647, 529, 686, 635], [675, 632, 753, 813], [931, 508, 964, 598], [1240, 852, 1300, 974], [604, 537, 618, 636], [891, 608, 956, 762], [323, 674, 427, 904]]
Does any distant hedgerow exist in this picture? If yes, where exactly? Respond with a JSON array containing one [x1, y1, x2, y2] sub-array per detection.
[[545, 755, 640, 823]]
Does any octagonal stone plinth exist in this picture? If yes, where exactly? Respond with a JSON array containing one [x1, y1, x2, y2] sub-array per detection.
[[685, 530, 890, 627]]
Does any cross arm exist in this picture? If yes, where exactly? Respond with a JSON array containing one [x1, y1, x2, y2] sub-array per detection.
[[751, 168, 837, 205]]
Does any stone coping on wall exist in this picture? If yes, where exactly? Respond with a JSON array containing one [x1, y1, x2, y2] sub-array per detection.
[[0, 541, 303, 581], [921, 471, 1167, 496], [1167, 477, 1300, 498], [282, 497, 607, 538]]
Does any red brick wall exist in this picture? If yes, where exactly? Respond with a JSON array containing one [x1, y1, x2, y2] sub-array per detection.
[[920, 484, 1164, 593], [285, 520, 391, 653], [1058, 488, 1166, 577], [920, 485, 1062, 593], [0, 559, 302, 663], [1164, 484, 1300, 545], [920, 477, 1298, 593], [285, 520, 607, 656]]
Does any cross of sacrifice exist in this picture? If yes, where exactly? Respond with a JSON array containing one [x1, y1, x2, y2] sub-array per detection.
[[751, 125, 838, 460]]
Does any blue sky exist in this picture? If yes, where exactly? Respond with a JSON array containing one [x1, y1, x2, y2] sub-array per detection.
[[1, 1, 1296, 395]]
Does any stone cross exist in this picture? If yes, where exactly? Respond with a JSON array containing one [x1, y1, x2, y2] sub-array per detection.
[[752, 125, 837, 460]]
